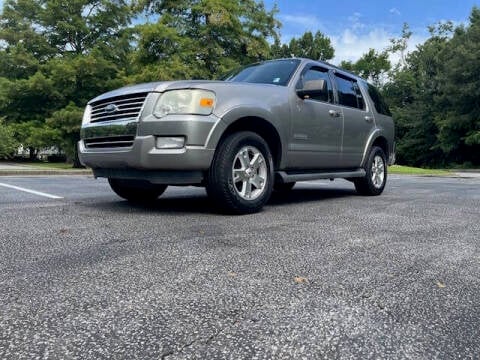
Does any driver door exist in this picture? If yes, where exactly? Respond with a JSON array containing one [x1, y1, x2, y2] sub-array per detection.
[[288, 65, 343, 169]]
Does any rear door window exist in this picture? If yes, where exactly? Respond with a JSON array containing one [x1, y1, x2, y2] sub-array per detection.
[[334, 74, 365, 110], [367, 83, 392, 116]]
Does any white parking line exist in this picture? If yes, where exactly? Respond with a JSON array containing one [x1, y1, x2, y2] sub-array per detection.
[[0, 182, 63, 199]]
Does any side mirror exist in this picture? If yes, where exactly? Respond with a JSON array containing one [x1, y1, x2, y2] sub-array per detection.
[[297, 79, 327, 100], [297, 89, 324, 100]]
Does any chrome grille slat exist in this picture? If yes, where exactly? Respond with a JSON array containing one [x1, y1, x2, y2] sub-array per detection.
[[91, 99, 146, 111], [87, 141, 134, 147], [89, 92, 148, 123], [91, 111, 141, 121], [84, 135, 135, 149], [91, 102, 145, 114]]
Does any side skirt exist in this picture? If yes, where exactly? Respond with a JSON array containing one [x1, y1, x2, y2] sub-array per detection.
[[275, 169, 365, 183]]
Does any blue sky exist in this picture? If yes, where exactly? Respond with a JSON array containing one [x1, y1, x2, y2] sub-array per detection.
[[265, 0, 480, 63]]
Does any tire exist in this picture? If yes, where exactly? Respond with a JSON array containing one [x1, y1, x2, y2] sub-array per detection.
[[273, 182, 296, 192], [354, 146, 387, 196], [206, 131, 274, 214], [108, 178, 167, 203]]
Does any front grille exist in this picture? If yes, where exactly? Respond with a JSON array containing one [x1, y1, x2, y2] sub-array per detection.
[[84, 136, 135, 149], [90, 93, 148, 123]]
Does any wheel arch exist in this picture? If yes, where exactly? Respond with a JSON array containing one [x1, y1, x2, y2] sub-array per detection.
[[360, 130, 390, 167], [372, 136, 389, 159], [208, 114, 283, 170]]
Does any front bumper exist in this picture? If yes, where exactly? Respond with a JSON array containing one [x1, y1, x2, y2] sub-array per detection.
[[79, 135, 214, 170], [79, 110, 220, 184]]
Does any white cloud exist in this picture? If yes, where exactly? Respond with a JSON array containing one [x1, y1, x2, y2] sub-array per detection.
[[279, 14, 322, 31], [331, 28, 389, 63], [330, 26, 428, 66], [390, 8, 401, 16], [278, 10, 429, 66], [347, 12, 366, 30]]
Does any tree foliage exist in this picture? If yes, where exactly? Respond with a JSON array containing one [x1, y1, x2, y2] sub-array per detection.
[[133, 0, 281, 80], [384, 11, 480, 166], [0, 0, 133, 165], [271, 30, 334, 61], [434, 10, 480, 163], [0, 118, 18, 159], [340, 49, 391, 86]]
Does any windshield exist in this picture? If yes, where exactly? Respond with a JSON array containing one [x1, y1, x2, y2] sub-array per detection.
[[221, 59, 301, 86]]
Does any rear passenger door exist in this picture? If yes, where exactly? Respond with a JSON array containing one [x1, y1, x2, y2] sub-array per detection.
[[333, 73, 375, 167]]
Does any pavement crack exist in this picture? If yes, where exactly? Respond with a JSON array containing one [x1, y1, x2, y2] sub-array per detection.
[[162, 307, 253, 359], [205, 322, 234, 346], [161, 335, 210, 360]]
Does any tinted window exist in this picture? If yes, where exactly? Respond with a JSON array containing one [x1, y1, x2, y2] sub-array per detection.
[[334, 74, 364, 110], [353, 82, 365, 110], [296, 67, 333, 103], [221, 59, 301, 86], [367, 83, 392, 116]]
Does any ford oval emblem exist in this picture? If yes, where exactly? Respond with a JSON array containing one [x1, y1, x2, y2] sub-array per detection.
[[104, 104, 119, 113]]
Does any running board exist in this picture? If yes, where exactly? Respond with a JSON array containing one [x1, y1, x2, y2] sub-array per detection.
[[276, 169, 366, 183]]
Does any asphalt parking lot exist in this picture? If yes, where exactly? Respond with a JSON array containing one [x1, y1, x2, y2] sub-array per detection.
[[0, 174, 479, 359]]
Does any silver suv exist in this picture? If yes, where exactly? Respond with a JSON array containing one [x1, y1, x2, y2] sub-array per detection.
[[79, 58, 395, 214]]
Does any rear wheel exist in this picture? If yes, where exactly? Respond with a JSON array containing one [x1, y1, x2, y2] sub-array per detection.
[[354, 146, 387, 196], [108, 178, 167, 202], [206, 131, 274, 214]]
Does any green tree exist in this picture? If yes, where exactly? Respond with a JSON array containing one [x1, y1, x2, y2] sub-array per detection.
[[46, 103, 84, 164], [289, 31, 334, 61], [0, 0, 56, 62], [383, 22, 454, 166], [0, 43, 40, 80], [0, 71, 61, 123], [270, 31, 334, 61], [1, 0, 132, 57], [387, 23, 412, 67], [0, 0, 134, 164], [0, 118, 19, 159], [340, 49, 391, 86], [433, 9, 480, 165], [133, 0, 281, 80], [10, 121, 61, 160]]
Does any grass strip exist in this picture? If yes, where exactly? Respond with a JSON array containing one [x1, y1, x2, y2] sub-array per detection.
[[389, 165, 451, 176]]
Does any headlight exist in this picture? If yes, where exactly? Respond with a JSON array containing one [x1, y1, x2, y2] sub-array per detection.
[[82, 105, 92, 125], [153, 89, 216, 118]]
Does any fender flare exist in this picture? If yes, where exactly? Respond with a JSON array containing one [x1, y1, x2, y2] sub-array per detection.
[[360, 129, 389, 167], [206, 106, 283, 147]]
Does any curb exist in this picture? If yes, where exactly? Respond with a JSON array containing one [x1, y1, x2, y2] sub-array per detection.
[[0, 170, 93, 176], [390, 173, 480, 179]]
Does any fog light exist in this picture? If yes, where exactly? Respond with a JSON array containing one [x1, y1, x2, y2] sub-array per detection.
[[155, 136, 185, 149]]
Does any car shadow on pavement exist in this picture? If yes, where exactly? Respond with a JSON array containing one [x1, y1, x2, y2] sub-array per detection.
[[89, 194, 216, 215], [85, 186, 357, 215], [268, 187, 357, 206]]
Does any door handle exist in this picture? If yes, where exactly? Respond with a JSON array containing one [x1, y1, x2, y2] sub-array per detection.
[[329, 109, 341, 118], [364, 116, 374, 123]]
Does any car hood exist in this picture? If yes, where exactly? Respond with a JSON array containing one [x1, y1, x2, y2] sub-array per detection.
[[88, 80, 287, 104]]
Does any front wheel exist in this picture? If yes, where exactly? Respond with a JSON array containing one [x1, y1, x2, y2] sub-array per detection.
[[108, 178, 167, 203], [354, 146, 387, 196], [206, 131, 274, 214]]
